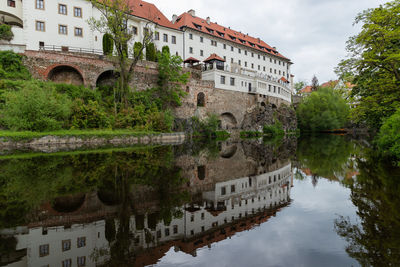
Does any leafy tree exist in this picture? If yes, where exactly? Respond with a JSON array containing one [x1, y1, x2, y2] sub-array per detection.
[[146, 42, 157, 62], [0, 51, 31, 80], [336, 0, 400, 129], [102, 33, 114, 55], [87, 0, 154, 107], [297, 87, 350, 131], [0, 24, 13, 41], [294, 81, 307, 93], [162, 45, 170, 55], [376, 108, 400, 163]]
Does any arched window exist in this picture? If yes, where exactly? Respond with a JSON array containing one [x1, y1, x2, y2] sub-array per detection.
[[198, 166, 206, 180], [197, 92, 205, 107]]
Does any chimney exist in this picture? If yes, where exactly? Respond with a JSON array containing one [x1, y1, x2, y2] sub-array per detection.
[[172, 14, 178, 24], [188, 9, 195, 17], [273, 46, 277, 50], [258, 38, 260, 43], [206, 17, 211, 25]]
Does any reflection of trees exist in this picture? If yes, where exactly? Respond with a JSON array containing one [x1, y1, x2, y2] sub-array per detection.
[[334, 153, 400, 267], [296, 135, 355, 181]]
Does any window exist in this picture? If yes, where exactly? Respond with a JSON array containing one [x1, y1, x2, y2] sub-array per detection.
[[200, 50, 204, 56], [189, 47, 193, 54], [74, 27, 83, 37], [223, 56, 226, 61], [131, 26, 138, 35], [77, 237, 86, 248], [62, 259, 72, 267], [279, 70, 281, 75], [220, 75, 226, 84], [59, 4, 67, 15], [231, 185, 236, 193], [283, 71, 286, 76], [245, 61, 247, 67], [197, 93, 205, 107], [251, 52, 254, 57], [200, 36, 204, 42], [263, 56, 266, 61], [191, 215, 194, 222], [223, 44, 227, 49], [231, 58, 234, 63], [258, 65, 261, 70], [62, 240, 71, 251], [201, 213, 205, 220], [36, 0, 44, 9], [231, 46, 234, 52], [155, 32, 159, 40], [36, 21, 45, 32], [221, 187, 226, 195], [274, 59, 277, 64], [39, 244, 49, 257], [238, 60, 241, 66], [7, 0, 16, 7], [172, 35, 176, 44], [230, 77, 235, 86], [270, 68, 272, 73], [77, 256, 86, 267], [238, 48, 241, 54], [74, 7, 82, 17], [245, 51, 247, 56], [211, 40, 217, 46], [279, 61, 281, 65], [39, 41, 45, 48], [59, 25, 68, 35], [165, 228, 170, 236], [269, 85, 271, 92], [258, 55, 261, 59], [263, 66, 266, 72], [274, 69, 277, 74], [189, 33, 193, 39], [251, 63, 254, 69], [173, 225, 178, 234], [163, 34, 168, 42]]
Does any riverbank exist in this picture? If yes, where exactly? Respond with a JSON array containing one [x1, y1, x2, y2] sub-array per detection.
[[0, 130, 186, 152]]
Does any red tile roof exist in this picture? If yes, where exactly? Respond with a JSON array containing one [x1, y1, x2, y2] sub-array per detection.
[[174, 12, 289, 60], [280, 77, 289, 83], [184, 57, 200, 63], [320, 80, 339, 88], [300, 86, 312, 94], [204, 53, 226, 62], [126, 0, 178, 30]]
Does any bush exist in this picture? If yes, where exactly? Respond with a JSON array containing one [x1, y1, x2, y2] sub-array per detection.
[[162, 45, 170, 55], [0, 51, 31, 80], [0, 83, 72, 131], [263, 120, 284, 137], [70, 99, 111, 129], [146, 43, 157, 62], [297, 87, 349, 132], [102, 33, 114, 55], [0, 24, 13, 42], [377, 109, 400, 161]]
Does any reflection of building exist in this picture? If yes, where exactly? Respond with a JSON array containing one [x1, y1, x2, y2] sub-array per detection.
[[3, 162, 292, 267]]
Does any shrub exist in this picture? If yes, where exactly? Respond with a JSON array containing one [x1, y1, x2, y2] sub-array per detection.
[[0, 24, 13, 42], [377, 109, 400, 162], [0, 83, 72, 131], [297, 87, 349, 132], [162, 45, 170, 55], [54, 83, 101, 102], [146, 43, 157, 62], [70, 99, 111, 129], [0, 51, 31, 80], [102, 33, 114, 55]]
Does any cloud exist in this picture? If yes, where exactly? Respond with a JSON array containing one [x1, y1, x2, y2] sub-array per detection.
[[146, 0, 387, 83]]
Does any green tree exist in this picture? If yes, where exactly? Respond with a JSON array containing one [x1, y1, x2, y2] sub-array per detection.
[[0, 51, 31, 80], [297, 87, 350, 131], [0, 24, 14, 41], [294, 81, 306, 93], [376, 108, 400, 163], [87, 0, 154, 107], [146, 42, 157, 62], [336, 0, 400, 129], [102, 33, 114, 55]]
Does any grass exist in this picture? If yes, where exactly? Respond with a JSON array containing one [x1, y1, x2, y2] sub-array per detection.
[[0, 129, 160, 141]]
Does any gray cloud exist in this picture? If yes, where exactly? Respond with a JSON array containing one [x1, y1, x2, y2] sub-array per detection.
[[146, 0, 387, 83]]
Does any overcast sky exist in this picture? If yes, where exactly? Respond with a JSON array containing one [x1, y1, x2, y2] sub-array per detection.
[[146, 0, 388, 84]]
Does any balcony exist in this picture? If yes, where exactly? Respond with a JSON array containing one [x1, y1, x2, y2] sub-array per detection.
[[1, 0, 23, 27]]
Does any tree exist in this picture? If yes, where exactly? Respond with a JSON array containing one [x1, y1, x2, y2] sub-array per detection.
[[294, 81, 307, 93], [0, 24, 13, 42], [311, 75, 319, 92], [146, 42, 157, 62], [297, 87, 350, 132], [336, 0, 400, 129], [87, 0, 154, 107], [376, 108, 400, 162]]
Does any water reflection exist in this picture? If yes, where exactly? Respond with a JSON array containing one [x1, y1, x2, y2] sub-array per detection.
[[0, 139, 295, 267]]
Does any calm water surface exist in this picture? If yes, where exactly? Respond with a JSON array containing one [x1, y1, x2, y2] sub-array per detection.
[[1, 135, 399, 267]]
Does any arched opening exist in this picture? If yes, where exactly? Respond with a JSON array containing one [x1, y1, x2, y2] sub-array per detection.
[[220, 112, 238, 130], [220, 145, 238, 159], [198, 166, 206, 180], [197, 92, 205, 107], [96, 70, 118, 87], [97, 190, 122, 206], [48, 65, 84, 86], [51, 193, 86, 213], [272, 104, 278, 109], [261, 102, 266, 107]]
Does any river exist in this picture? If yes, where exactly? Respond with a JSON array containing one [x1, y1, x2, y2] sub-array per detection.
[[1, 135, 399, 267]]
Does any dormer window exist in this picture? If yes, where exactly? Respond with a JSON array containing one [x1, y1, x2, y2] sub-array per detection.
[[217, 31, 224, 37], [206, 27, 214, 34], [229, 35, 236, 41], [239, 39, 246, 44], [249, 42, 255, 47], [193, 23, 202, 30]]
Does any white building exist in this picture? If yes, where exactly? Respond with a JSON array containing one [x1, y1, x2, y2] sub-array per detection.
[[1, 0, 293, 103]]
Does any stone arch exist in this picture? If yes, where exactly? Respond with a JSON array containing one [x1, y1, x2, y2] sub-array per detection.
[[96, 70, 118, 87], [220, 145, 238, 159], [220, 112, 238, 130], [197, 92, 205, 107], [51, 193, 86, 213], [97, 190, 122, 206], [47, 65, 84, 86], [272, 104, 278, 109]]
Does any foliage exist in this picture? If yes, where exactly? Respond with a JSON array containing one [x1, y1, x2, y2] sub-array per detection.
[[0, 51, 31, 80], [146, 42, 157, 62], [102, 33, 114, 55], [311, 75, 319, 92], [70, 99, 112, 129], [335, 0, 400, 129], [294, 81, 306, 93], [191, 114, 220, 138], [376, 108, 400, 163], [162, 45, 170, 55], [156, 49, 189, 108], [0, 24, 13, 41], [0, 83, 72, 131], [263, 120, 284, 137], [134, 42, 144, 60], [297, 87, 350, 132]]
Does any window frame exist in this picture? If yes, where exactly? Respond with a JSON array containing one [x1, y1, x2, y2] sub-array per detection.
[[36, 0, 45, 10], [172, 35, 176, 44], [74, 7, 82, 18], [58, 4, 67, 15], [58, 24, 68, 35], [74, 27, 83, 37], [35, 20, 45, 32]]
